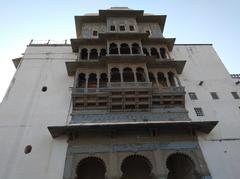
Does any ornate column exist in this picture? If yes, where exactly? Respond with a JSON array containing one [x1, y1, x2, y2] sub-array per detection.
[[85, 73, 89, 92], [133, 67, 137, 82], [97, 73, 100, 91], [143, 65, 150, 82], [164, 72, 170, 87], [154, 73, 160, 89]]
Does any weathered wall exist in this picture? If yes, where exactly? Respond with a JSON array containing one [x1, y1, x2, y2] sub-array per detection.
[[0, 46, 75, 179], [0, 44, 239, 179], [172, 44, 240, 179]]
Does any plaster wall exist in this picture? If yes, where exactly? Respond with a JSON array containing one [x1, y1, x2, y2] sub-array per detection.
[[0, 46, 74, 179], [0, 44, 239, 179], [172, 44, 240, 179]]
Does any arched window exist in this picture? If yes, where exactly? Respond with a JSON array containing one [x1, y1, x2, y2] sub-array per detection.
[[160, 48, 167, 59], [123, 68, 134, 82], [121, 155, 152, 179], [143, 48, 149, 56], [78, 73, 86, 88], [157, 72, 167, 87], [88, 73, 97, 88], [136, 67, 146, 82], [150, 48, 160, 58], [132, 43, 141, 54], [99, 73, 108, 88], [80, 48, 88, 60], [167, 153, 200, 179], [120, 43, 130, 54], [148, 72, 156, 87], [89, 49, 98, 59], [168, 72, 176, 87], [76, 157, 106, 179], [100, 48, 107, 56], [111, 68, 121, 82], [109, 43, 118, 54]]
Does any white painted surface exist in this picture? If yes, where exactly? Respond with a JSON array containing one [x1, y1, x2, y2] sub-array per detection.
[[0, 44, 239, 179]]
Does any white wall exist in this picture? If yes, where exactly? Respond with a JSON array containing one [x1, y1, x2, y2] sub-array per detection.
[[0, 46, 74, 179], [172, 44, 240, 179], [0, 44, 239, 179]]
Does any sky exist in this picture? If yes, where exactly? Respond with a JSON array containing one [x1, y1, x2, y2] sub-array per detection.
[[0, 0, 239, 101]]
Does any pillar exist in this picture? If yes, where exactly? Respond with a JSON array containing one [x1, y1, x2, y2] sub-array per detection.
[[143, 65, 150, 82], [133, 68, 137, 82], [164, 72, 170, 87], [85, 74, 89, 92]]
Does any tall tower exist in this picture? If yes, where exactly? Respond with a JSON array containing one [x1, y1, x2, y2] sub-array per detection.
[[1, 7, 240, 179]]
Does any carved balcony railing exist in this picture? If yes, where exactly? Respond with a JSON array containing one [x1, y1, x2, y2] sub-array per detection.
[[107, 82, 152, 88]]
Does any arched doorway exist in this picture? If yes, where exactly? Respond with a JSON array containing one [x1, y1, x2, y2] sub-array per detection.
[[168, 72, 176, 87], [167, 153, 200, 179], [78, 73, 86, 88], [99, 73, 108, 88], [80, 48, 88, 60], [120, 43, 131, 54], [88, 73, 97, 88], [121, 155, 152, 179], [76, 157, 106, 179], [132, 43, 141, 54], [123, 68, 134, 82], [109, 43, 118, 54], [136, 67, 146, 82], [111, 68, 121, 82]]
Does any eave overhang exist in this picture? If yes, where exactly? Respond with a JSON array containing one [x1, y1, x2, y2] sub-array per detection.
[[100, 55, 154, 63], [137, 15, 166, 32], [75, 16, 105, 38], [142, 38, 176, 51], [66, 58, 186, 76], [71, 38, 106, 52], [98, 32, 149, 40], [99, 9, 144, 18], [48, 121, 218, 138], [75, 10, 167, 38], [147, 60, 186, 74], [66, 61, 106, 76], [12, 57, 22, 68]]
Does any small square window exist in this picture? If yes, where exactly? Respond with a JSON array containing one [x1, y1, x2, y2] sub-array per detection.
[[194, 107, 204, 116], [210, 92, 219, 100], [188, 92, 198, 100], [129, 25, 135, 31], [110, 25, 116, 31], [92, 30, 98, 36], [146, 30, 151, 36], [119, 25, 125, 31], [231, 92, 240, 99]]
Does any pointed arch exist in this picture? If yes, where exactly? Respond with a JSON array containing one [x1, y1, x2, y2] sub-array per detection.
[[111, 68, 121, 82], [123, 67, 134, 82], [89, 49, 98, 59], [109, 43, 118, 54], [76, 157, 106, 179], [78, 73, 86, 88], [88, 73, 97, 88], [121, 155, 152, 179], [120, 43, 131, 54], [166, 153, 200, 179], [136, 67, 146, 82], [168, 71, 176, 87], [150, 48, 160, 58], [132, 43, 141, 54], [80, 48, 88, 60]]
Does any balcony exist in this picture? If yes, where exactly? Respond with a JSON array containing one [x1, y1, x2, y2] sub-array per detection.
[[108, 82, 152, 88]]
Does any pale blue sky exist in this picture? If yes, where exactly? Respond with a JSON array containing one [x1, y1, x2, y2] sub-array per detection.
[[0, 0, 239, 101]]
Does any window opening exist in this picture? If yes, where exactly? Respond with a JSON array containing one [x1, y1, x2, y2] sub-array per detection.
[[210, 92, 219, 99], [194, 107, 204, 116], [188, 92, 198, 100]]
